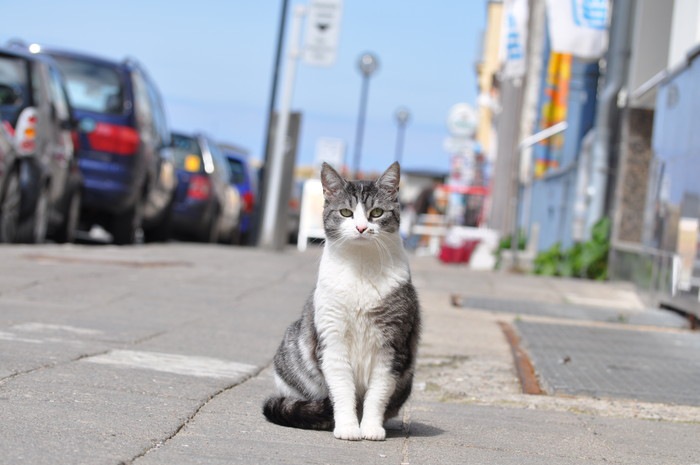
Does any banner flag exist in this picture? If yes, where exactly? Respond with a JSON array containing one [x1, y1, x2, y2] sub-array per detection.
[[546, 0, 610, 60], [500, 0, 529, 78]]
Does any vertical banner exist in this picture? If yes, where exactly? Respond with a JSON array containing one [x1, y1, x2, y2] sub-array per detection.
[[545, 0, 609, 59], [534, 52, 572, 178], [500, 0, 529, 79]]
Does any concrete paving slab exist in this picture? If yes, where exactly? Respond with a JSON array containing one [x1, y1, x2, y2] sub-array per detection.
[[1, 364, 208, 465], [134, 370, 407, 465], [456, 296, 688, 328], [407, 401, 700, 465]]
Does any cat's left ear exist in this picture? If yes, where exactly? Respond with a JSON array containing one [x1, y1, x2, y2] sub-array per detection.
[[376, 162, 400, 201], [321, 162, 347, 200]]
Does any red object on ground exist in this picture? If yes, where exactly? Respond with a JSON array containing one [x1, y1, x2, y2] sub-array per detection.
[[439, 239, 480, 264]]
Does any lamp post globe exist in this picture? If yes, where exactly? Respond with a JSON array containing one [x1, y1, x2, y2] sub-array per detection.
[[358, 52, 379, 76], [395, 106, 410, 126]]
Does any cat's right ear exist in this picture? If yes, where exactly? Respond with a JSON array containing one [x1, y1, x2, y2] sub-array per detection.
[[321, 163, 346, 200]]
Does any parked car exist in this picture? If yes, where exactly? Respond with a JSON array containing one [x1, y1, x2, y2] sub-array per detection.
[[0, 120, 21, 242], [220, 144, 257, 244], [171, 132, 241, 243], [36, 45, 176, 244], [0, 47, 81, 243]]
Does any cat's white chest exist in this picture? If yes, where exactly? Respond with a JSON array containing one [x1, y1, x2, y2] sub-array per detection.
[[314, 243, 409, 390], [316, 246, 409, 311]]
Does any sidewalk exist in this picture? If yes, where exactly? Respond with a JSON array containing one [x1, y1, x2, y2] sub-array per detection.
[[410, 256, 700, 420], [1, 244, 699, 464]]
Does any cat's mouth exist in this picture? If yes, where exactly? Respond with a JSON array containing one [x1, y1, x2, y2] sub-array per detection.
[[354, 230, 376, 240]]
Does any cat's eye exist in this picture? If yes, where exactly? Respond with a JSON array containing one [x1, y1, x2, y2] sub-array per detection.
[[339, 208, 353, 217], [369, 208, 384, 218]]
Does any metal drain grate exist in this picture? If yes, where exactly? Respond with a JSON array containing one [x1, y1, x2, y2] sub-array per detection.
[[515, 320, 700, 406]]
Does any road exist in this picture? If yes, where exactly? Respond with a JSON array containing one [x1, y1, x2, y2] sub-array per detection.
[[1, 243, 699, 464]]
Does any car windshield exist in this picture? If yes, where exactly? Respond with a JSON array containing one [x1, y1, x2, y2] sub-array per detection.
[[52, 56, 124, 114], [171, 133, 203, 170], [226, 157, 247, 185], [0, 55, 28, 124]]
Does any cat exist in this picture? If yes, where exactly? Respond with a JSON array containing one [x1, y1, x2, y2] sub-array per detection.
[[263, 162, 421, 441]]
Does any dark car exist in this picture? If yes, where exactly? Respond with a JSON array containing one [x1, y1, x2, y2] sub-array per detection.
[[220, 144, 257, 244], [37, 46, 176, 244], [171, 132, 241, 243], [0, 47, 81, 243]]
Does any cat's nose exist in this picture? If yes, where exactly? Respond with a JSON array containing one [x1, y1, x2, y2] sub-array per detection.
[[356, 225, 367, 234]]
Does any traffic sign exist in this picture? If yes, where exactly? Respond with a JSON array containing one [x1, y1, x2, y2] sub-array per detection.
[[314, 137, 345, 168], [303, 0, 343, 67], [446, 103, 477, 138]]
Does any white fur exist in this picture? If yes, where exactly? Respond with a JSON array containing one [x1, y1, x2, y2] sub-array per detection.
[[314, 226, 410, 441]]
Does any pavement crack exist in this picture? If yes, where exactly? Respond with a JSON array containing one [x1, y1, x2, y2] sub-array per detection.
[[230, 261, 313, 304], [0, 348, 112, 385], [124, 364, 267, 465]]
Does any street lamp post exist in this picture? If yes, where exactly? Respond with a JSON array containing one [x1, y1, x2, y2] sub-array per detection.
[[394, 106, 410, 165], [351, 52, 379, 178]]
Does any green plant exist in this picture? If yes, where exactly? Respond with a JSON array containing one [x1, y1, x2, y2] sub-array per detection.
[[533, 217, 610, 280], [494, 229, 527, 269]]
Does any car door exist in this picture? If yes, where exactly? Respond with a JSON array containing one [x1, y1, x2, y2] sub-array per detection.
[[208, 141, 240, 234], [44, 63, 75, 201]]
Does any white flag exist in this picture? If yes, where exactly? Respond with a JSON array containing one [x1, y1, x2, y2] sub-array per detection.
[[546, 0, 609, 60], [500, 0, 529, 79]]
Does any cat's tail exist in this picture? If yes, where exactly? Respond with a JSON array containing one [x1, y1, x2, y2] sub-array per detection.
[[262, 396, 334, 431]]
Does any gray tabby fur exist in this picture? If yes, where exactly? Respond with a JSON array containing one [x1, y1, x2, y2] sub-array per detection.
[[263, 162, 421, 441]]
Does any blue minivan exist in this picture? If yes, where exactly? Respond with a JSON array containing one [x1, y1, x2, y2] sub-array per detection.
[[39, 46, 176, 244]]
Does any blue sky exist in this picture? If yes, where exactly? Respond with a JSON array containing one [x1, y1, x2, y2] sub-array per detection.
[[1, 0, 486, 174]]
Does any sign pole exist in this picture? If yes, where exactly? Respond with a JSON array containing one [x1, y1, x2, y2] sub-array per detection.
[[259, 5, 306, 250]]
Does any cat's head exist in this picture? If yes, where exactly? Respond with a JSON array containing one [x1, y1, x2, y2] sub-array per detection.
[[320, 162, 401, 244]]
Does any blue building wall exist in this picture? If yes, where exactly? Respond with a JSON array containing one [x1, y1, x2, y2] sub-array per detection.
[[525, 58, 599, 251]]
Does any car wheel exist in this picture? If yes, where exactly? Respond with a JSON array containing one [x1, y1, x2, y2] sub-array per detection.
[[143, 195, 173, 243], [228, 210, 243, 245], [54, 186, 81, 244], [231, 224, 242, 245], [0, 169, 21, 243], [111, 200, 143, 245]]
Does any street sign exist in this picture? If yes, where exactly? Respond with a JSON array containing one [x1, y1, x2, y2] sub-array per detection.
[[303, 0, 343, 67], [314, 137, 346, 169], [446, 103, 477, 138]]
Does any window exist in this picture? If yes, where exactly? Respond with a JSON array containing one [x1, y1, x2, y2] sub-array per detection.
[[131, 70, 152, 129], [48, 67, 71, 121], [0, 56, 28, 124], [226, 157, 246, 185], [53, 56, 124, 114], [171, 133, 202, 171], [208, 141, 232, 183], [145, 75, 169, 146]]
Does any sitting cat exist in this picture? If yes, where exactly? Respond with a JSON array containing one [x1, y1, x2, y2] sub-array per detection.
[[263, 162, 421, 441]]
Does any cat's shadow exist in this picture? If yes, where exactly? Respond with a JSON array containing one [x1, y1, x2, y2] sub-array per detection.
[[385, 419, 445, 438]]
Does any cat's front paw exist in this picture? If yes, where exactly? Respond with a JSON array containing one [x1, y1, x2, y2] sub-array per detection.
[[360, 423, 386, 441], [333, 423, 362, 441]]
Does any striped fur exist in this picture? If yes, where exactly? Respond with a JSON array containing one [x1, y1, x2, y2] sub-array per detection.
[[263, 163, 421, 441]]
